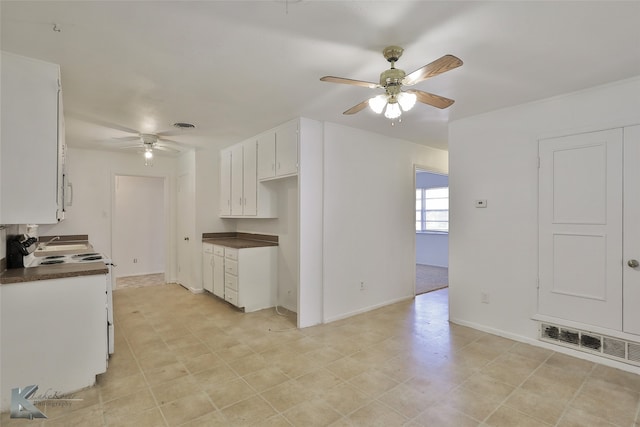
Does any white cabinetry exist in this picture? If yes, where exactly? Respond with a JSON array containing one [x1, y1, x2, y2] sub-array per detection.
[[257, 119, 299, 181], [202, 244, 227, 299], [223, 246, 277, 312], [203, 243, 214, 293], [1, 51, 66, 224], [219, 140, 275, 218]]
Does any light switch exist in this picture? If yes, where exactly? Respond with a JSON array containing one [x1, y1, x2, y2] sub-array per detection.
[[475, 199, 487, 208]]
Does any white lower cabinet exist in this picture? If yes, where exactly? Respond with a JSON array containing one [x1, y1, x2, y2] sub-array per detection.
[[202, 244, 214, 293], [203, 243, 225, 298], [224, 246, 277, 312]]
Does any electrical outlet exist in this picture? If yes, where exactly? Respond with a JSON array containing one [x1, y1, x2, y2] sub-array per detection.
[[481, 292, 490, 304], [360, 281, 365, 291]]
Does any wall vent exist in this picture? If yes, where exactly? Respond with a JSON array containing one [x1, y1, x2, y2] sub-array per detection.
[[539, 322, 640, 367]]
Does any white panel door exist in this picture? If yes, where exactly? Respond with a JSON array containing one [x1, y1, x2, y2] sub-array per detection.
[[623, 125, 640, 335], [539, 129, 623, 330], [177, 173, 193, 288]]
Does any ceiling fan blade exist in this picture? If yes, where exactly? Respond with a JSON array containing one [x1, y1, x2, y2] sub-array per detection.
[[156, 129, 189, 138], [406, 89, 455, 109], [154, 144, 181, 153], [402, 54, 463, 86], [343, 99, 370, 115], [110, 136, 140, 142], [158, 137, 189, 147], [321, 76, 380, 89]]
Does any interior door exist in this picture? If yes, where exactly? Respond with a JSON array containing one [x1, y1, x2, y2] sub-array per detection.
[[624, 125, 640, 335], [177, 173, 192, 288], [538, 129, 623, 330]]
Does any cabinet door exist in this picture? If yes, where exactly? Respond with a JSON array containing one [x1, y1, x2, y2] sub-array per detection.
[[230, 144, 244, 215], [243, 139, 257, 215], [275, 121, 298, 177], [538, 129, 623, 330], [1, 52, 61, 224], [219, 150, 232, 215], [257, 131, 276, 180], [202, 250, 214, 293], [213, 253, 225, 298]]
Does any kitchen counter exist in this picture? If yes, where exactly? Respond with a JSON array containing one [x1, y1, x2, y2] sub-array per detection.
[[202, 232, 278, 248], [0, 262, 108, 284]]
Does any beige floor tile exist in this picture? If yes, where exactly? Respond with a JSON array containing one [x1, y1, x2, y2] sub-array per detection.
[[220, 395, 277, 426], [150, 374, 200, 406], [504, 387, 565, 425], [556, 407, 619, 427], [460, 373, 516, 403], [260, 380, 314, 412], [408, 404, 480, 427], [159, 391, 215, 426], [243, 366, 290, 393], [5, 283, 639, 427], [322, 382, 372, 416], [485, 405, 552, 427], [347, 401, 407, 426], [348, 369, 400, 398], [443, 386, 501, 421], [283, 398, 342, 427], [569, 377, 639, 426], [205, 377, 256, 409]]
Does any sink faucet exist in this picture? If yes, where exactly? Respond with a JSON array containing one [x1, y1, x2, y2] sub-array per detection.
[[40, 236, 61, 248]]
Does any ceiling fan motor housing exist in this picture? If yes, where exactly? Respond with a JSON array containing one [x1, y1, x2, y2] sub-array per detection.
[[380, 68, 405, 94]]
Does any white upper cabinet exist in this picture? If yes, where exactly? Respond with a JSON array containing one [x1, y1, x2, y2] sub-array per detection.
[[1, 52, 66, 224], [219, 139, 275, 218], [219, 149, 232, 216], [257, 119, 299, 181]]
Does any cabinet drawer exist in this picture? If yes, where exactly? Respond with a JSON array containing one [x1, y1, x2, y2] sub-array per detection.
[[225, 259, 238, 276], [203, 243, 213, 254], [213, 245, 225, 256], [225, 274, 238, 291], [225, 248, 238, 261], [225, 289, 239, 306]]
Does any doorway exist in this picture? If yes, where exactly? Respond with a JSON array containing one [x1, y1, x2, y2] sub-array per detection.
[[415, 168, 449, 295], [113, 175, 166, 287]]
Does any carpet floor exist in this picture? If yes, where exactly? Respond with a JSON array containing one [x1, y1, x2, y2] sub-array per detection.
[[416, 264, 448, 295]]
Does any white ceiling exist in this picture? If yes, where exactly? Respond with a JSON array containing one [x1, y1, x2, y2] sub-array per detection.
[[2, 1, 640, 153]]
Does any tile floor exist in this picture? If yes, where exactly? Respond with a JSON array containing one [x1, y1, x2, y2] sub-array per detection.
[[2, 283, 640, 426]]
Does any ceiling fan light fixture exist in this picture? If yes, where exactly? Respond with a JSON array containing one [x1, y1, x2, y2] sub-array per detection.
[[397, 91, 417, 111], [384, 101, 401, 119], [144, 149, 153, 159], [369, 94, 388, 114]]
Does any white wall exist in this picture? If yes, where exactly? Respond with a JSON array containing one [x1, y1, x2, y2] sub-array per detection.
[[37, 147, 178, 280], [113, 175, 165, 277], [322, 123, 448, 323], [449, 76, 640, 373], [416, 171, 449, 267]]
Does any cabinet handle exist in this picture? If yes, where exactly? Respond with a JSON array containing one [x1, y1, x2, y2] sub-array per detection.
[[278, 162, 281, 170], [239, 197, 242, 205]]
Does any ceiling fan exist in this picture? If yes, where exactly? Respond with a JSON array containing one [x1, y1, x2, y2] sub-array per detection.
[[117, 133, 186, 166], [320, 46, 462, 120]]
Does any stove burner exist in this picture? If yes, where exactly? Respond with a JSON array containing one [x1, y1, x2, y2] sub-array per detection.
[[73, 252, 99, 258], [40, 260, 65, 265], [81, 256, 103, 261], [44, 255, 66, 260]]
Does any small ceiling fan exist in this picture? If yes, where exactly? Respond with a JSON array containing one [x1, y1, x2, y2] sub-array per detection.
[[320, 46, 462, 120]]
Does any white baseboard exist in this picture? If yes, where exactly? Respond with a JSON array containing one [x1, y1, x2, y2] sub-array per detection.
[[324, 295, 413, 324]]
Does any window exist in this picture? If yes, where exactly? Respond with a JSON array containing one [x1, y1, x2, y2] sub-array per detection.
[[416, 187, 449, 232]]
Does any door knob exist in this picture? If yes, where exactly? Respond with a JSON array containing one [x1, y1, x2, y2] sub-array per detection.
[[628, 259, 639, 268]]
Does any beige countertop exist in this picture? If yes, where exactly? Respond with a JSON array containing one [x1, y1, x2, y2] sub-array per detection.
[[202, 232, 278, 249]]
